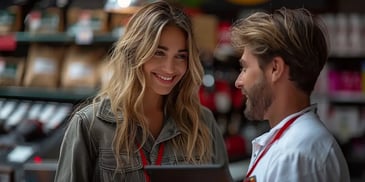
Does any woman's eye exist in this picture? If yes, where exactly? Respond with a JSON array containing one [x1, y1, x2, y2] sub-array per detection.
[[154, 50, 165, 56], [176, 54, 188, 60]]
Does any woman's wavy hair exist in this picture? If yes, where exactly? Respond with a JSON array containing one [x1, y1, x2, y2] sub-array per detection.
[[94, 0, 212, 169]]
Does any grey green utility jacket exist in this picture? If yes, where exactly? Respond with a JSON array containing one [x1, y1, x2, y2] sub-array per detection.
[[54, 99, 231, 182]]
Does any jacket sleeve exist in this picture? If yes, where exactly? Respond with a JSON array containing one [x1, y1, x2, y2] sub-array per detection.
[[54, 112, 97, 182]]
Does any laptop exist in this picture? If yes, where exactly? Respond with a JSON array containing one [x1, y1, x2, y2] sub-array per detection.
[[145, 164, 233, 182]]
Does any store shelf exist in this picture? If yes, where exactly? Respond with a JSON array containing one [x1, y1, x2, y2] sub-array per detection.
[[15, 32, 72, 43], [12, 32, 118, 44], [0, 87, 97, 101], [329, 55, 365, 60], [329, 92, 365, 103], [312, 92, 365, 104]]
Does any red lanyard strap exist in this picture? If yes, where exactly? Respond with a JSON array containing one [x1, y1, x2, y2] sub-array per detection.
[[137, 143, 165, 182], [244, 115, 301, 181]]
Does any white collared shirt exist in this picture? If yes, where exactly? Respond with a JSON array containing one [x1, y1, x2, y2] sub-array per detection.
[[247, 105, 350, 182]]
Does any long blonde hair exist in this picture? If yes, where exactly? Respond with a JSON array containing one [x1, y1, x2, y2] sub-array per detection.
[[94, 0, 212, 168]]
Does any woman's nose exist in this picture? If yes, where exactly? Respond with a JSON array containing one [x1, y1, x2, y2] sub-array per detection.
[[162, 58, 174, 73]]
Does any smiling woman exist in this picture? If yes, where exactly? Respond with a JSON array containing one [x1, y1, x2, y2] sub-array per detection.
[[54, 1, 232, 182], [143, 25, 188, 97]]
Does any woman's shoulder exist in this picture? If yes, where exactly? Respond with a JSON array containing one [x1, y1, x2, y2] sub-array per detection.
[[200, 106, 214, 117], [64, 99, 117, 151], [73, 98, 117, 124], [68, 98, 117, 133], [200, 106, 216, 126], [72, 100, 99, 122]]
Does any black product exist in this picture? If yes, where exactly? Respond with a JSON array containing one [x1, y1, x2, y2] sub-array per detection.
[[15, 119, 45, 142], [145, 164, 233, 182]]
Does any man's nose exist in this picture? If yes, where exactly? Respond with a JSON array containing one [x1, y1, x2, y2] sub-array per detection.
[[235, 73, 243, 88]]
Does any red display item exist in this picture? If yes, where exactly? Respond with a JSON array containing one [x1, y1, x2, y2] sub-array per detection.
[[224, 134, 246, 161], [0, 34, 16, 51], [232, 88, 244, 110], [199, 86, 216, 112]]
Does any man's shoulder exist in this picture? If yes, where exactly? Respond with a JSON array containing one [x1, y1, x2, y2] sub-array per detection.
[[277, 113, 342, 163]]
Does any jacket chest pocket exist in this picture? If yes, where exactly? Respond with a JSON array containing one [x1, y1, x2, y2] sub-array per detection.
[[99, 149, 144, 182]]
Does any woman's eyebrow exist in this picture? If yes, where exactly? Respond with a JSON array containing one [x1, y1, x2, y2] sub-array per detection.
[[157, 45, 188, 53]]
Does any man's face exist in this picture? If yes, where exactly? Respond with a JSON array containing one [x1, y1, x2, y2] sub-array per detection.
[[234, 48, 273, 121]]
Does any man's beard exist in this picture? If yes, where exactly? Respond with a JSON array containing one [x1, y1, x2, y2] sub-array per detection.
[[244, 77, 273, 121]]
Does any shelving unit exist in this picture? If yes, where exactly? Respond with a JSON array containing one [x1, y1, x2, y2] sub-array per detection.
[[0, 32, 118, 46], [14, 32, 118, 43], [312, 54, 365, 181], [0, 4, 145, 181], [313, 92, 365, 104], [0, 87, 97, 102]]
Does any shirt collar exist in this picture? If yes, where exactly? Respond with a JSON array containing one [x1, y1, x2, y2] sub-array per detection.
[[252, 104, 317, 149]]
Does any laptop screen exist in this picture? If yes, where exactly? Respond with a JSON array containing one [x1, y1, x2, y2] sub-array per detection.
[[145, 164, 233, 182]]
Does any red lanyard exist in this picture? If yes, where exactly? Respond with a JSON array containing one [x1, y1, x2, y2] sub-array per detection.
[[137, 143, 165, 182], [244, 114, 301, 182]]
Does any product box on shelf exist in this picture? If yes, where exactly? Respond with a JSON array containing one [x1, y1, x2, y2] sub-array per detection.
[[109, 12, 133, 37], [0, 6, 22, 35], [25, 8, 64, 34], [0, 57, 24, 86], [191, 14, 218, 54], [60, 45, 105, 88], [23, 44, 65, 88], [66, 8, 108, 35]]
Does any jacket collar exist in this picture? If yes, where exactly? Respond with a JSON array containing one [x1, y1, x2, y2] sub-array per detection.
[[95, 99, 181, 137], [96, 99, 123, 123]]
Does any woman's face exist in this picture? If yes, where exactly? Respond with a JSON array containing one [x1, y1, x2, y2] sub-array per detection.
[[143, 25, 188, 96]]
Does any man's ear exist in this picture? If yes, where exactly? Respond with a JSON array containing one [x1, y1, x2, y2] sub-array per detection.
[[270, 56, 286, 83]]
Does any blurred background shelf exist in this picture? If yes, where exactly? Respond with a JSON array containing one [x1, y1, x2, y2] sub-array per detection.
[[313, 92, 365, 104], [15, 32, 72, 43], [0, 87, 97, 102], [14, 32, 118, 43], [329, 92, 365, 104]]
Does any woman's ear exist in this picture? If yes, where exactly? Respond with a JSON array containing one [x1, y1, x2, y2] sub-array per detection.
[[270, 56, 286, 83]]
